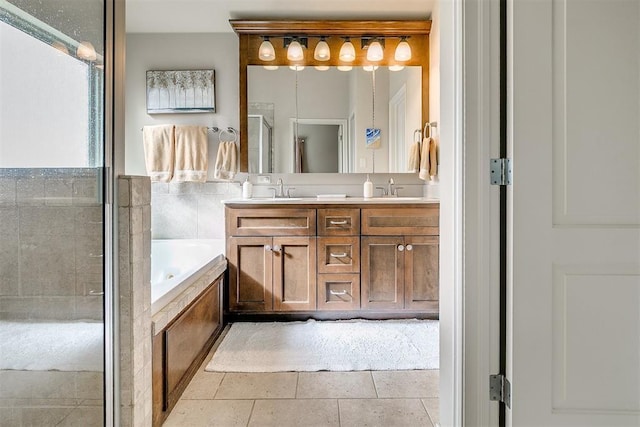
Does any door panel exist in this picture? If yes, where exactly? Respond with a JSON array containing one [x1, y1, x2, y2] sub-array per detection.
[[509, 0, 640, 424], [404, 236, 439, 310], [228, 236, 273, 311], [273, 236, 316, 311], [361, 236, 403, 310]]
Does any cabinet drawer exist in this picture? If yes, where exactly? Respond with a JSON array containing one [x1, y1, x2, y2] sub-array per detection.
[[317, 208, 360, 236], [317, 237, 360, 274], [227, 207, 316, 236], [317, 274, 361, 311], [361, 206, 439, 236]]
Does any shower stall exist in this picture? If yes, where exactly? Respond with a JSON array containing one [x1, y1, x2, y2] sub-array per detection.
[[248, 114, 273, 174], [0, 0, 113, 424]]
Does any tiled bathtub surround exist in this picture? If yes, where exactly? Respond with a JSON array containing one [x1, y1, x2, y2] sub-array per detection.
[[0, 168, 103, 321], [118, 176, 152, 427]]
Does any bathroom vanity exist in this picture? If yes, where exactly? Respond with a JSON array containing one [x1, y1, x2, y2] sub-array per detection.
[[224, 199, 439, 319]]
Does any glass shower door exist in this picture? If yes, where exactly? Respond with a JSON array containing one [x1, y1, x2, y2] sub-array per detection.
[[0, 0, 107, 424]]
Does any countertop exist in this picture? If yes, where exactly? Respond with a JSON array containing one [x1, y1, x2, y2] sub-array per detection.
[[222, 197, 440, 206]]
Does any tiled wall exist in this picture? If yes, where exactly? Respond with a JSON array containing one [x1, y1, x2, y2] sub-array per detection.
[[118, 175, 153, 427], [0, 168, 103, 320], [151, 181, 241, 239]]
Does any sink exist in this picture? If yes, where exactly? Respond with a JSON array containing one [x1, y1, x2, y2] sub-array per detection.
[[368, 197, 424, 201], [246, 197, 304, 201]]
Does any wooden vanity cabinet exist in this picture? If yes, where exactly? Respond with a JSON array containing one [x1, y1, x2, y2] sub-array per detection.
[[361, 207, 439, 313], [226, 208, 317, 312]]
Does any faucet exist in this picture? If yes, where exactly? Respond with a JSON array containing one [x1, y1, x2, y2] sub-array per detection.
[[376, 178, 404, 197], [276, 178, 285, 198], [387, 178, 395, 196], [271, 178, 295, 198]]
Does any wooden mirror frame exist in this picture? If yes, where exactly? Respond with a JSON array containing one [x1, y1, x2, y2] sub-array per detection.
[[230, 19, 432, 172]]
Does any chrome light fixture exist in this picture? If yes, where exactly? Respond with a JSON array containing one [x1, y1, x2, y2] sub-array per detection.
[[314, 37, 330, 61], [258, 37, 276, 61], [366, 39, 384, 62], [339, 38, 356, 62], [394, 37, 412, 61], [287, 39, 304, 61]]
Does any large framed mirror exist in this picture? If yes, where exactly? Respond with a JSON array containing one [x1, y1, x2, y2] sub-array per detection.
[[231, 20, 431, 173]]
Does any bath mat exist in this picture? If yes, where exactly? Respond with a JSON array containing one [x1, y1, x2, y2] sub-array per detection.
[[0, 321, 103, 372], [205, 319, 439, 372]]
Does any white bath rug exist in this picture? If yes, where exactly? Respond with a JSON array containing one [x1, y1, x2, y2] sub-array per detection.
[[205, 319, 439, 372], [0, 321, 103, 372]]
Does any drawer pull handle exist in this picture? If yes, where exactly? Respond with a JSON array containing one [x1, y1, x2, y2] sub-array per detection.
[[329, 220, 348, 225], [330, 252, 348, 258], [406, 245, 413, 251], [397, 245, 405, 252], [329, 290, 348, 296]]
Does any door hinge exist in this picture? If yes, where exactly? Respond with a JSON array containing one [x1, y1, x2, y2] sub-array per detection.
[[490, 374, 511, 408], [490, 158, 512, 185]]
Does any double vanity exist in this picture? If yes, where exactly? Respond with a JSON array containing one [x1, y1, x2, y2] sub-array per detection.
[[224, 197, 440, 320]]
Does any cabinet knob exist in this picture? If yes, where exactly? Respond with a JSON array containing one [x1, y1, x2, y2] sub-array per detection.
[[273, 245, 282, 252], [397, 245, 405, 252], [265, 245, 272, 251], [406, 244, 413, 251]]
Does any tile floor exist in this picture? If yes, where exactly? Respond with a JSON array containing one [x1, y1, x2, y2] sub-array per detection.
[[164, 348, 440, 427]]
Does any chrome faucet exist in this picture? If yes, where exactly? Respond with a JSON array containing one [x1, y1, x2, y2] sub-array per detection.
[[376, 178, 404, 197], [276, 178, 285, 198], [387, 178, 395, 196]]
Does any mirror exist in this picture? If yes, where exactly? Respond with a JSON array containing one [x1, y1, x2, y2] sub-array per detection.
[[248, 66, 422, 173], [231, 19, 431, 173]]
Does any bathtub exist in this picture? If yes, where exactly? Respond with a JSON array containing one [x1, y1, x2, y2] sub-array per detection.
[[151, 239, 225, 315]]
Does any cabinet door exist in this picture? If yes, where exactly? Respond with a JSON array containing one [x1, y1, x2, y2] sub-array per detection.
[[361, 236, 404, 310], [273, 236, 317, 311], [404, 236, 439, 311], [227, 236, 273, 312]]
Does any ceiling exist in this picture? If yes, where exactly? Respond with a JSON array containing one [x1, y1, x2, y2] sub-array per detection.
[[126, 0, 435, 33]]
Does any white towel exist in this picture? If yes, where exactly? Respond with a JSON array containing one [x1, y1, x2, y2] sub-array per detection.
[[173, 125, 208, 182], [143, 125, 175, 182], [418, 137, 431, 180], [214, 141, 238, 180]]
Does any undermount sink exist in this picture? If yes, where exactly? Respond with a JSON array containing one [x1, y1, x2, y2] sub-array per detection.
[[368, 197, 424, 201]]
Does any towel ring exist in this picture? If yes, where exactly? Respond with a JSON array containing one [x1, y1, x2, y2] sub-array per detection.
[[219, 127, 238, 143]]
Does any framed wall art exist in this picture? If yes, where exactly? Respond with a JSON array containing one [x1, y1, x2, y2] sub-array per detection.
[[146, 69, 215, 114]]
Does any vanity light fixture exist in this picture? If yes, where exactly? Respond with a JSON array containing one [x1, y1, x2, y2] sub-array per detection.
[[314, 65, 330, 71], [337, 65, 353, 72], [363, 64, 379, 72], [289, 64, 305, 71], [394, 36, 412, 61], [258, 37, 276, 61], [366, 39, 384, 62], [339, 38, 356, 62], [77, 41, 97, 61], [314, 37, 331, 61], [263, 65, 280, 70], [286, 38, 305, 61]]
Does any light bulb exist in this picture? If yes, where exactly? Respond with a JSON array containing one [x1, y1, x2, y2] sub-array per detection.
[[287, 40, 304, 61], [289, 64, 305, 71], [77, 41, 97, 61], [363, 65, 379, 72], [389, 64, 405, 71], [263, 65, 279, 71], [258, 38, 276, 61], [394, 39, 412, 62], [337, 65, 352, 72], [366, 40, 384, 62], [339, 39, 356, 62], [314, 65, 330, 71], [314, 38, 330, 61]]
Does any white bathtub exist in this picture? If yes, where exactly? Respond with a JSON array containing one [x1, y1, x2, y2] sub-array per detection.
[[151, 239, 225, 315]]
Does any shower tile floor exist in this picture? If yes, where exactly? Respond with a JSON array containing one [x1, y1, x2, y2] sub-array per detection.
[[164, 348, 440, 427]]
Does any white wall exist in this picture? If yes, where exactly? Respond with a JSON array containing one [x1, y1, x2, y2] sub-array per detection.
[[125, 33, 238, 178]]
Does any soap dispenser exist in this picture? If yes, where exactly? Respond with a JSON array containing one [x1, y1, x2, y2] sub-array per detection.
[[363, 175, 373, 198], [242, 176, 253, 199]]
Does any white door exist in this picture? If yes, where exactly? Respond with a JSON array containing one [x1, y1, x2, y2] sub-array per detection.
[[508, 0, 640, 425]]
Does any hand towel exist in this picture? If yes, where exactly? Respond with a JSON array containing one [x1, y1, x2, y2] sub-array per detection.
[[143, 125, 175, 182], [429, 136, 438, 178], [418, 136, 431, 180], [214, 141, 238, 180], [173, 125, 209, 182], [408, 141, 420, 172]]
